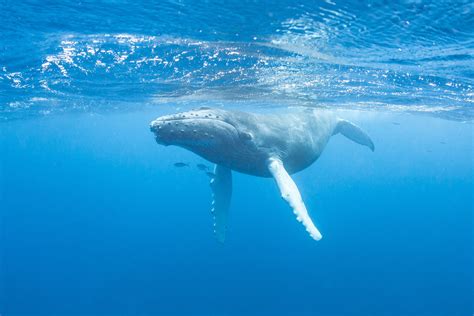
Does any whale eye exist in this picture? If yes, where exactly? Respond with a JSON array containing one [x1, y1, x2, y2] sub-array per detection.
[[239, 131, 253, 141]]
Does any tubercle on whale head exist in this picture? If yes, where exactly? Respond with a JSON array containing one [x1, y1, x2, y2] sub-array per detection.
[[149, 108, 242, 160]]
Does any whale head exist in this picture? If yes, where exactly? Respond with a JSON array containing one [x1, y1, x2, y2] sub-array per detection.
[[150, 107, 255, 165]]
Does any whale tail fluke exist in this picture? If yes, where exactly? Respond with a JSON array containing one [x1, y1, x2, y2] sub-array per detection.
[[334, 119, 375, 151]]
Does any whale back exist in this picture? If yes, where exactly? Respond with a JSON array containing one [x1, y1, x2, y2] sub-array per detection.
[[214, 109, 339, 176], [255, 110, 337, 174]]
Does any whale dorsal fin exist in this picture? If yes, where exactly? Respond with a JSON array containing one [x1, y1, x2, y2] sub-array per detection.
[[209, 164, 232, 243], [267, 158, 322, 241]]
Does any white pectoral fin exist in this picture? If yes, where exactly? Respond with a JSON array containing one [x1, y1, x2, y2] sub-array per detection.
[[268, 158, 322, 241], [210, 164, 232, 243]]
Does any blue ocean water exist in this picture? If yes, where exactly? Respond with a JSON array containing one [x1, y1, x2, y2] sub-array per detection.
[[0, 1, 473, 315]]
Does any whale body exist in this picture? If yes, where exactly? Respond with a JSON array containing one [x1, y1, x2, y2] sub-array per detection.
[[150, 107, 374, 242]]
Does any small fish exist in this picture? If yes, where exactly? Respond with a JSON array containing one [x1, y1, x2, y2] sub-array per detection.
[[392, 122, 401, 126], [205, 172, 216, 178], [440, 141, 446, 145], [196, 163, 209, 171], [174, 162, 189, 168]]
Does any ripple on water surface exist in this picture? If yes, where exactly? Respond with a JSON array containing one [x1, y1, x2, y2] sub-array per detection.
[[0, 0, 473, 120]]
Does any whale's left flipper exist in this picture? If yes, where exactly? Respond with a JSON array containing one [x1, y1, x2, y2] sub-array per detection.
[[268, 158, 322, 241], [210, 164, 232, 243]]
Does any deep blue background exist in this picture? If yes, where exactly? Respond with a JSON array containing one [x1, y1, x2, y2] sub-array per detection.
[[1, 107, 472, 315], [0, 0, 473, 314]]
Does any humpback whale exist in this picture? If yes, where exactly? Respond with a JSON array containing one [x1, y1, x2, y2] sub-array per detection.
[[150, 107, 374, 242]]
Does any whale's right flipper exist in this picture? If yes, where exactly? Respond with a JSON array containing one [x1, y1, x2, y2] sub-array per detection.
[[210, 164, 232, 243], [335, 119, 375, 151], [268, 158, 322, 241]]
